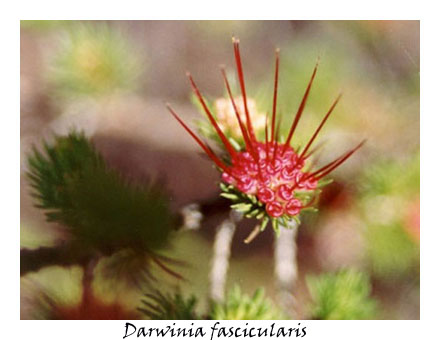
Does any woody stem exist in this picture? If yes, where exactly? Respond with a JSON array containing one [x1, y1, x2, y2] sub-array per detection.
[[209, 211, 242, 302], [274, 220, 299, 318]]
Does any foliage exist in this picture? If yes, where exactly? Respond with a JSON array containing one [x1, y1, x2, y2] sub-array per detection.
[[359, 153, 419, 278], [137, 286, 286, 320], [306, 269, 378, 320], [220, 181, 324, 237], [21, 20, 71, 31], [48, 23, 142, 100], [360, 153, 419, 199], [365, 222, 419, 279], [26, 131, 179, 283], [220, 182, 270, 227], [138, 290, 199, 320], [210, 286, 285, 320], [27, 131, 174, 254]]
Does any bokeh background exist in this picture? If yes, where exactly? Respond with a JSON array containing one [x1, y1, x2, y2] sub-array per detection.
[[20, 20, 419, 319]]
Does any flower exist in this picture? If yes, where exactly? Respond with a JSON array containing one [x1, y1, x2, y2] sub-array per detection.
[[214, 96, 266, 139], [167, 38, 364, 235]]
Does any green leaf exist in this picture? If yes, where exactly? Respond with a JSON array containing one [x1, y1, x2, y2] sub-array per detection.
[[292, 215, 301, 225], [245, 209, 260, 218], [306, 269, 378, 320], [317, 178, 334, 188], [220, 193, 239, 201], [229, 137, 242, 151], [138, 290, 200, 320], [256, 211, 265, 220], [210, 285, 285, 320], [272, 219, 280, 237], [231, 203, 253, 213], [248, 195, 258, 204], [26, 131, 179, 284], [219, 182, 230, 192], [259, 217, 269, 231], [301, 207, 318, 213]]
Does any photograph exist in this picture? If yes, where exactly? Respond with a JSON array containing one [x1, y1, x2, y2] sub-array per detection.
[[20, 20, 420, 321]]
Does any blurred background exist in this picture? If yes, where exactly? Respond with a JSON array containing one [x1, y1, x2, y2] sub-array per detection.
[[20, 20, 419, 320]]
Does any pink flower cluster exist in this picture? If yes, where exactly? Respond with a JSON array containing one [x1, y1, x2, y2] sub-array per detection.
[[167, 38, 364, 224], [222, 142, 317, 217]]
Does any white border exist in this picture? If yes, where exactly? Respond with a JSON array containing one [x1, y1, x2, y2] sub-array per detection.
[[4, 1, 438, 339]]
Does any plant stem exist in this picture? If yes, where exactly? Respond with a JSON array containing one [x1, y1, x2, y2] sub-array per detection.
[[180, 203, 203, 230], [81, 258, 99, 307], [209, 211, 241, 302], [20, 244, 95, 276], [244, 224, 261, 244], [274, 220, 299, 318]]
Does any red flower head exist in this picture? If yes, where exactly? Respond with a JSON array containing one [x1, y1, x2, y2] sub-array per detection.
[[167, 38, 365, 236]]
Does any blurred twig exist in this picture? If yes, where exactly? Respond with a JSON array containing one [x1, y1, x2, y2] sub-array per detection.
[[20, 197, 228, 277], [20, 244, 95, 276]]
